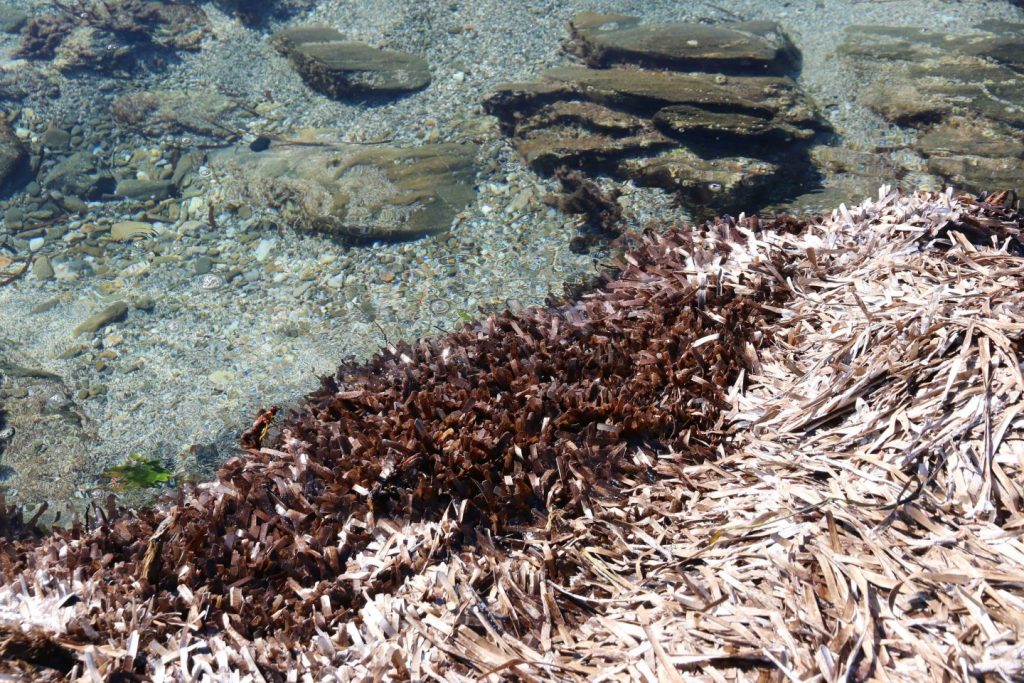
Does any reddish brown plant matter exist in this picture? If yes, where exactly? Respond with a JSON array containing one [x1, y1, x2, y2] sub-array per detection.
[[0, 217, 791, 679]]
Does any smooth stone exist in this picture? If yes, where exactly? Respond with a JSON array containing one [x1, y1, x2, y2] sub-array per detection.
[[133, 295, 156, 312], [61, 195, 88, 214], [73, 301, 129, 337], [254, 238, 274, 261], [41, 125, 71, 150], [32, 255, 54, 280], [194, 255, 213, 275], [3, 207, 25, 228], [115, 178, 174, 200], [28, 237, 44, 252], [43, 152, 116, 199]]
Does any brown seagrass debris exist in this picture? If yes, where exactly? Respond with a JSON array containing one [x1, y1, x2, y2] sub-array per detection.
[[0, 212, 791, 680], [1, 189, 1023, 682]]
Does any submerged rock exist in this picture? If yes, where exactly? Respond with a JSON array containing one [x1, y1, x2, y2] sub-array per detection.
[[273, 25, 431, 98], [43, 151, 115, 199], [216, 137, 477, 242], [15, 0, 208, 71], [0, 120, 25, 188], [111, 90, 258, 141], [484, 14, 826, 216], [839, 23, 1024, 194], [568, 13, 800, 75]]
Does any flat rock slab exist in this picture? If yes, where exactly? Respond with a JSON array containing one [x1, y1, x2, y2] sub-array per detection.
[[569, 13, 800, 75], [840, 23, 1024, 194], [484, 17, 826, 216], [216, 138, 477, 242], [273, 25, 430, 97]]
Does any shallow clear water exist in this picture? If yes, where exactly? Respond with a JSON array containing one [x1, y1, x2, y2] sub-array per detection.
[[0, 0, 1021, 511]]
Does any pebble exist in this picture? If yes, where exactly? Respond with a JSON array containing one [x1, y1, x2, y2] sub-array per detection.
[[60, 194, 88, 214], [28, 237, 45, 252], [133, 295, 156, 312]]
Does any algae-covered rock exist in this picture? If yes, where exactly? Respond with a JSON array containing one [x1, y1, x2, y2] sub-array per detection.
[[839, 23, 1024, 194], [484, 15, 826, 215], [216, 138, 477, 242], [568, 13, 800, 74], [620, 148, 780, 209], [15, 0, 208, 71], [273, 25, 431, 98]]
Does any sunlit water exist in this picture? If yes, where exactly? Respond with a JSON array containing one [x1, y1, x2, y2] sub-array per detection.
[[0, 0, 1021, 512]]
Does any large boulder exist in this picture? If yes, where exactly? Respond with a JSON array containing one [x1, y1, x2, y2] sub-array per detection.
[[484, 14, 827, 216], [273, 26, 431, 98], [215, 137, 477, 242]]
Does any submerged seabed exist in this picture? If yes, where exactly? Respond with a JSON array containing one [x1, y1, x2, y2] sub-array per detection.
[[0, 0, 1022, 509]]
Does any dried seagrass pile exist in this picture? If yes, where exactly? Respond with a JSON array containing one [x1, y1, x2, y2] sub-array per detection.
[[0, 188, 1022, 681]]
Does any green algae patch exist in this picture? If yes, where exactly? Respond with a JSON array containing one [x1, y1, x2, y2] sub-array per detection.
[[100, 455, 173, 491]]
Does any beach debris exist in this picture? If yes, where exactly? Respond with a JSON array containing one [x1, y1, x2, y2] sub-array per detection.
[[215, 137, 478, 242], [273, 25, 431, 98]]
